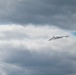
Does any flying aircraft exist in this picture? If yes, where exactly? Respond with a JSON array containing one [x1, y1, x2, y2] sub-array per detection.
[[48, 35, 69, 41]]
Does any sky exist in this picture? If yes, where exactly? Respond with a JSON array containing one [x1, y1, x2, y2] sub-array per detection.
[[0, 0, 76, 75]]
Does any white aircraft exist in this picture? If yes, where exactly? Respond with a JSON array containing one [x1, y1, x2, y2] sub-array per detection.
[[48, 35, 69, 41]]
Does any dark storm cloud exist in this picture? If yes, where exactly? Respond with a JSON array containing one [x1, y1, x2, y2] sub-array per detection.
[[0, 0, 76, 29]]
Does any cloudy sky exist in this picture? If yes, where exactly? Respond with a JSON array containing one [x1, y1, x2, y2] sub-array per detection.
[[0, 0, 76, 75]]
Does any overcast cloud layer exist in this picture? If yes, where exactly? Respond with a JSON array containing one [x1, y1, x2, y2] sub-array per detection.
[[0, 24, 76, 75], [0, 0, 76, 75], [0, 0, 76, 29]]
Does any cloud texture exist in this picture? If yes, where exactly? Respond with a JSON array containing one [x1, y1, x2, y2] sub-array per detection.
[[0, 0, 76, 29], [0, 24, 76, 75]]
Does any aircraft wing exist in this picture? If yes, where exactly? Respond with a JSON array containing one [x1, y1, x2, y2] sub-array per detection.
[[61, 35, 69, 37], [48, 38, 54, 41], [48, 38, 53, 41]]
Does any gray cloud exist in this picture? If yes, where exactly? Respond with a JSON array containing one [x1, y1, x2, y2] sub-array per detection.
[[1, 47, 74, 75], [0, 25, 76, 75], [0, 0, 76, 29]]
